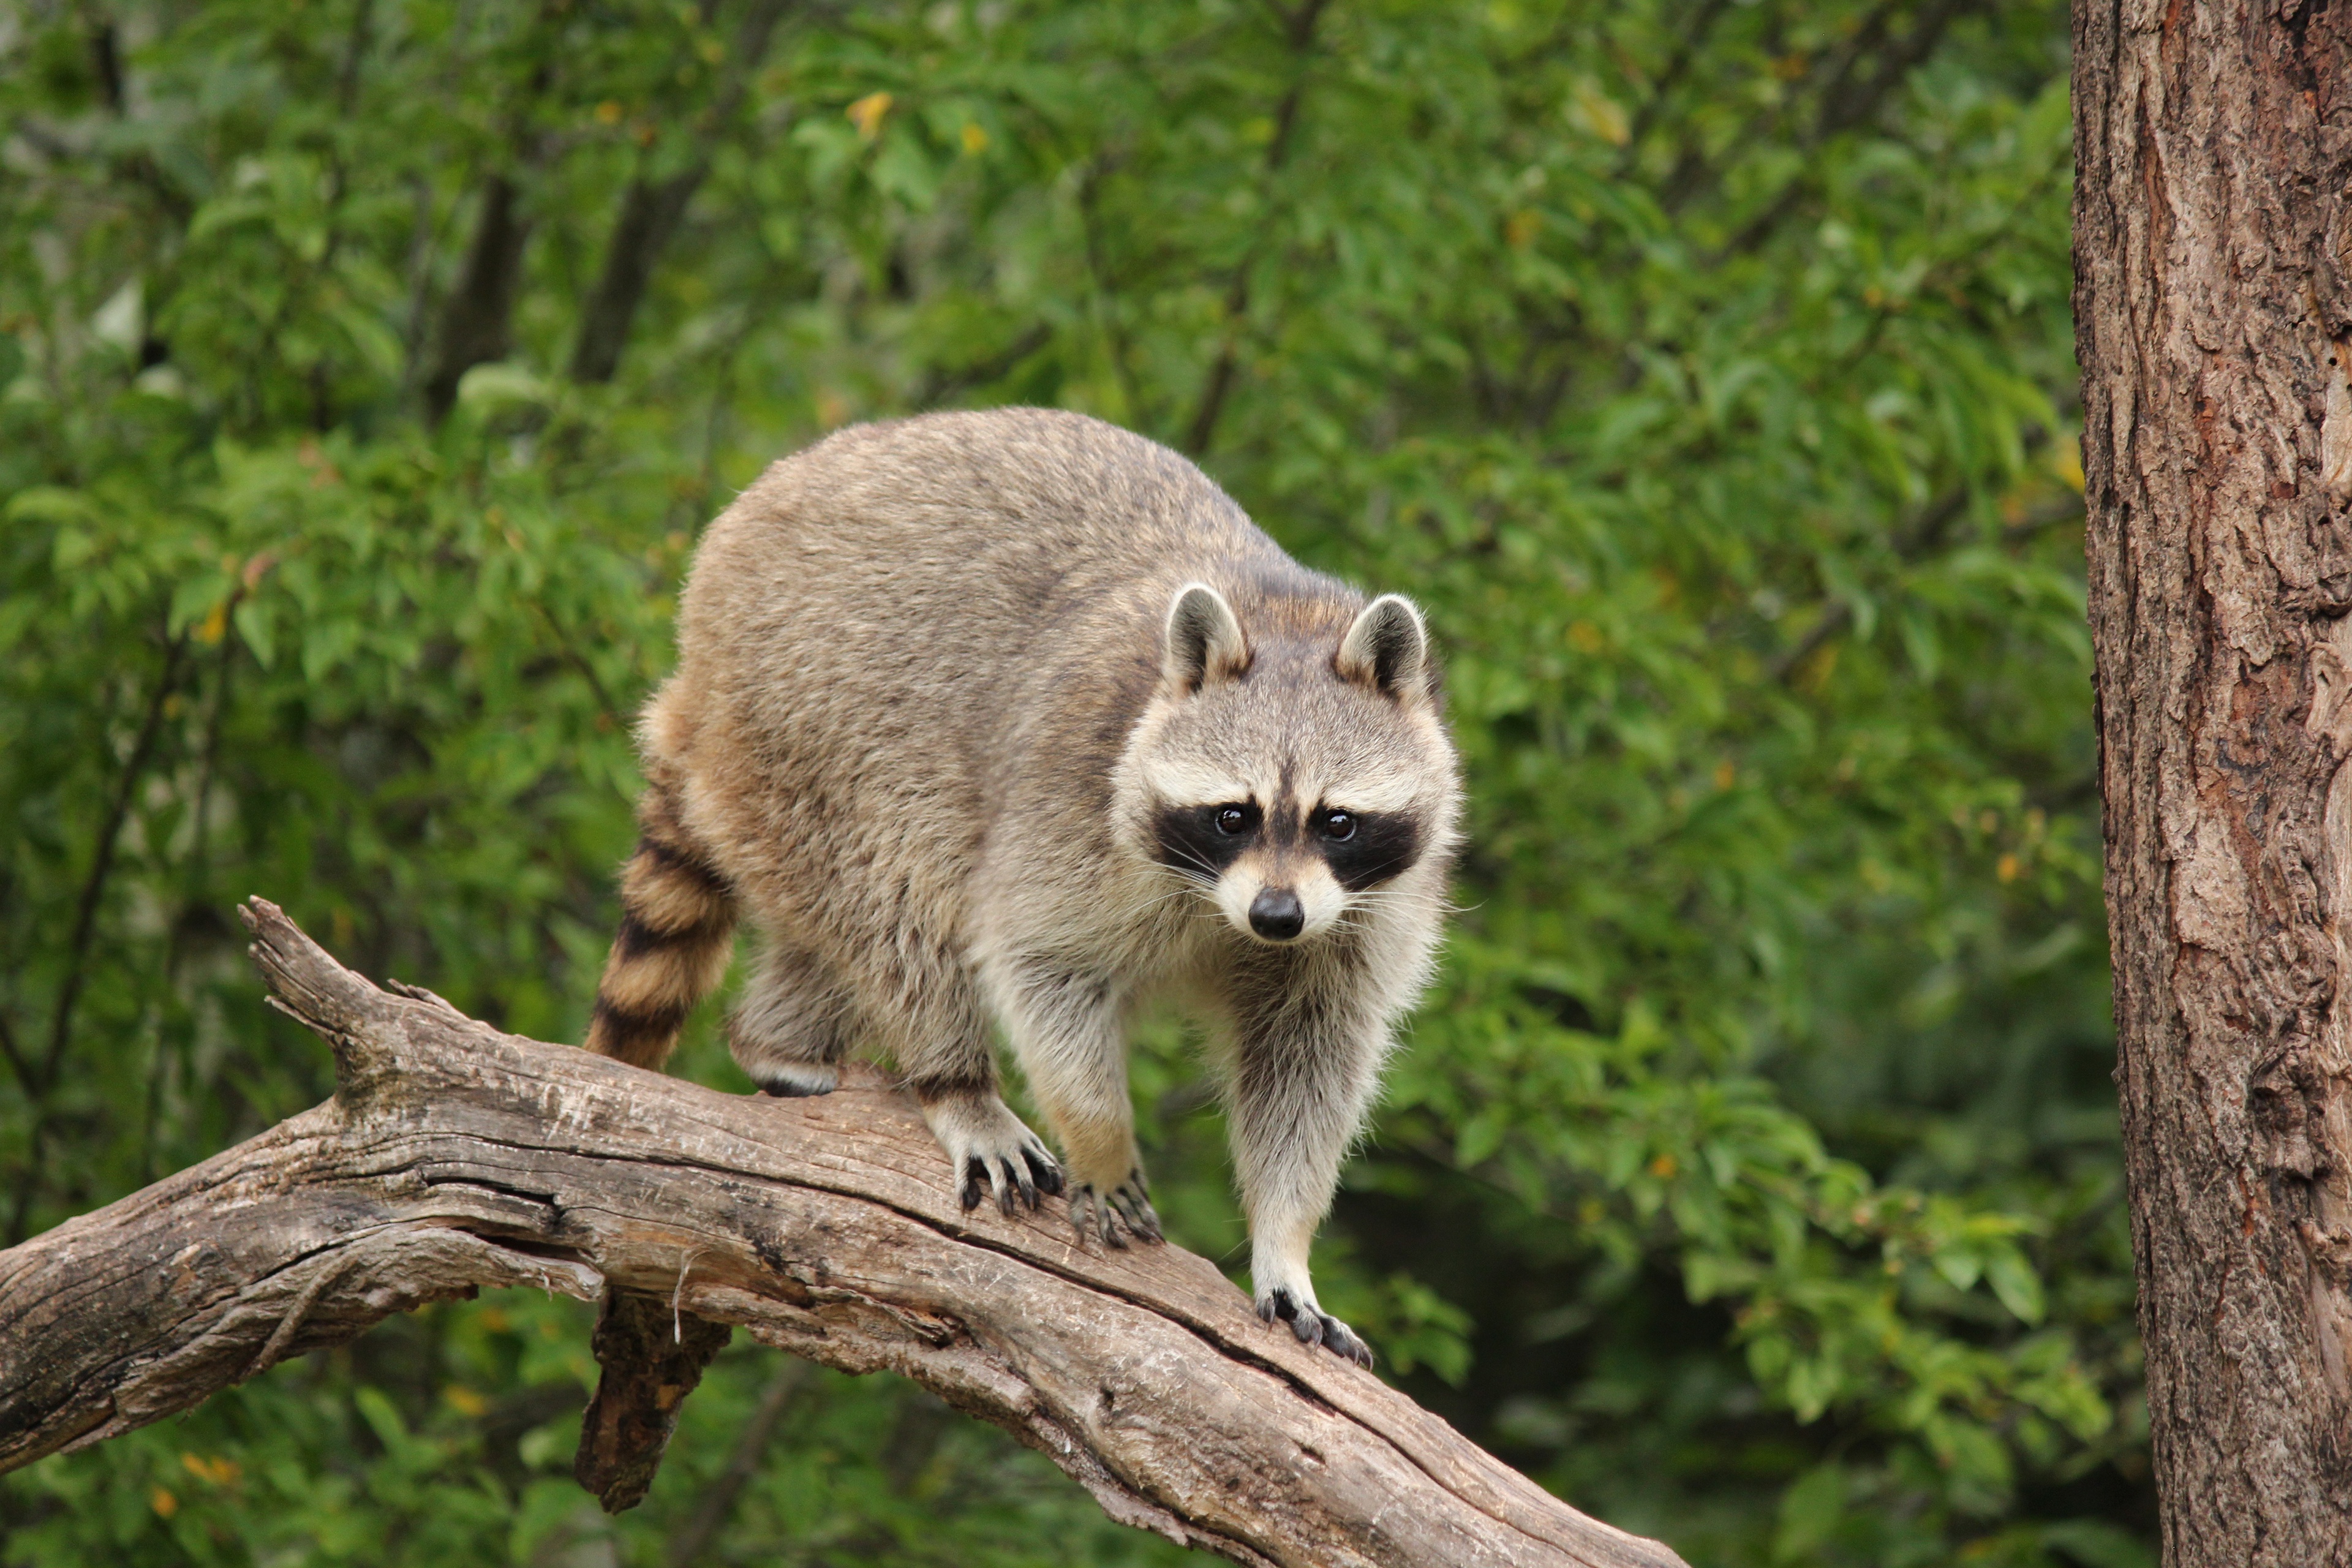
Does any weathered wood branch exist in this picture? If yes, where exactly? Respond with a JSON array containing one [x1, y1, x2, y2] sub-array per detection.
[[0, 900, 1683, 1568]]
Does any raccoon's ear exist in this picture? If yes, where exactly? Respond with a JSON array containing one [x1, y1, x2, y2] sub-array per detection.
[[1335, 594, 1430, 701], [1163, 582, 1250, 694]]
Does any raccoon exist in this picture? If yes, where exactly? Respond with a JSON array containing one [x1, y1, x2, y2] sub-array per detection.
[[586, 407, 1460, 1365]]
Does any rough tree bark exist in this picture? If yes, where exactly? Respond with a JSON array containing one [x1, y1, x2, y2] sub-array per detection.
[[2076, 1, 2352, 1562], [0, 902, 1682, 1568]]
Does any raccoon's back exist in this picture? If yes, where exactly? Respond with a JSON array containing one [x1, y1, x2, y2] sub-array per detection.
[[649, 409, 1315, 878]]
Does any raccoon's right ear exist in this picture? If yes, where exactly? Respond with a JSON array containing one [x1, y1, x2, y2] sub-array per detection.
[[1336, 594, 1431, 702], [1163, 582, 1250, 695]]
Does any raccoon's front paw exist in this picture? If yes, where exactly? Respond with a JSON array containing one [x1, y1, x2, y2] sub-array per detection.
[[1256, 1287, 1374, 1368], [921, 1093, 1065, 1215], [1069, 1170, 1163, 1250], [751, 1061, 837, 1098]]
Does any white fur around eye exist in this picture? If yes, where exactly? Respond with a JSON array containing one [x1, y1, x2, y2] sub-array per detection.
[[1145, 758, 1260, 809], [1306, 774, 1427, 816]]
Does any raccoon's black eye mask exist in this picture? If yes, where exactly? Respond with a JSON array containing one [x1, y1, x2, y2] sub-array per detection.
[[1319, 811, 1421, 891], [1150, 800, 1421, 891]]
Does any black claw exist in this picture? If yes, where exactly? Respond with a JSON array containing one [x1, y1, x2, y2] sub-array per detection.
[[1025, 1147, 1065, 1196], [959, 1157, 988, 1211], [1001, 1156, 1033, 1213], [1291, 1311, 1322, 1347]]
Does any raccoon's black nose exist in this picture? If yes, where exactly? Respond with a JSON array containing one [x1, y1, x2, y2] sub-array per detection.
[[1248, 887, 1305, 941]]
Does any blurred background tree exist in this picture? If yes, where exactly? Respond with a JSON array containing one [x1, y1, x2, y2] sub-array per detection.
[[0, 1, 2128, 1564]]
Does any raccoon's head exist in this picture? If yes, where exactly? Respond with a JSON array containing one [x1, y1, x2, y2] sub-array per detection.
[[1116, 580, 1460, 945]]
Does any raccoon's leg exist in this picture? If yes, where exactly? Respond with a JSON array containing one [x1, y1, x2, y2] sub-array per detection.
[[1225, 985, 1386, 1369], [989, 960, 1160, 1247], [867, 943, 1063, 1215], [586, 787, 738, 1070], [728, 935, 853, 1098]]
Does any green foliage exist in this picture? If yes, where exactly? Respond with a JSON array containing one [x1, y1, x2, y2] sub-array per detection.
[[0, 1, 2141, 1564]]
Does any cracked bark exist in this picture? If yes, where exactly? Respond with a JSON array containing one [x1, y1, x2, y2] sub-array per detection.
[[0, 902, 1682, 1568], [2076, 0, 2352, 1561]]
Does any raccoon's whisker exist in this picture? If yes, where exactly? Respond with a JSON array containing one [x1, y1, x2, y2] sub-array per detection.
[[1104, 880, 1221, 926], [1156, 845, 1227, 884], [1115, 885, 1215, 922]]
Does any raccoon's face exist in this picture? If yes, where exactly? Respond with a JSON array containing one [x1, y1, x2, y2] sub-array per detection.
[[1118, 582, 1459, 945]]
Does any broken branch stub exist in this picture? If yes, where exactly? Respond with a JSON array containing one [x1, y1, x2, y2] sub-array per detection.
[[0, 899, 1686, 1568]]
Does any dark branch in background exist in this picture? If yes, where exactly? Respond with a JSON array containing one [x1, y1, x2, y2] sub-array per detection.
[[421, 0, 571, 428], [1715, 0, 1980, 258], [7, 631, 188, 1246], [0, 1011, 28, 1094], [663, 1360, 810, 1567], [1613, 0, 1734, 173], [1077, 153, 1155, 426], [1770, 435, 2073, 686], [0, 902, 1686, 1568], [916, 322, 1053, 409], [568, 0, 794, 385], [421, 172, 536, 426], [1181, 0, 1330, 458]]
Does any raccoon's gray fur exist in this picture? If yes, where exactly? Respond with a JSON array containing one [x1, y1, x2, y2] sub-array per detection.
[[587, 407, 1461, 1365]]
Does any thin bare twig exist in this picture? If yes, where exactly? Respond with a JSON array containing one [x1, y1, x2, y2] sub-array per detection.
[[9, 630, 189, 1245]]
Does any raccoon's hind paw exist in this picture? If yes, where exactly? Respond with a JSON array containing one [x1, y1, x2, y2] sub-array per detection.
[[1069, 1171, 1163, 1250], [1256, 1289, 1374, 1369], [752, 1061, 837, 1098]]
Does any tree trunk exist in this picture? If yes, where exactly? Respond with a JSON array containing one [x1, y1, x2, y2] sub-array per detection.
[[421, 172, 534, 426], [0, 901, 1680, 1568], [2075, 2, 2352, 1562]]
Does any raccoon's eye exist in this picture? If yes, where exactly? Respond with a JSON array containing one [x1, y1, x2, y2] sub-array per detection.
[[1213, 804, 1258, 835], [1318, 810, 1357, 842]]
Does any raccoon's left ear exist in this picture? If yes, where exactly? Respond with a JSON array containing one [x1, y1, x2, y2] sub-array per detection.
[[1335, 594, 1431, 701], [1164, 582, 1251, 695]]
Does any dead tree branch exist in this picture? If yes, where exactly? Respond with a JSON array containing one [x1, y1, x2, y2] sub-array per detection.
[[0, 900, 1683, 1568]]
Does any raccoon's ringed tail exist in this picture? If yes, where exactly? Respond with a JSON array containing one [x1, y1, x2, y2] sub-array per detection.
[[586, 823, 737, 1070]]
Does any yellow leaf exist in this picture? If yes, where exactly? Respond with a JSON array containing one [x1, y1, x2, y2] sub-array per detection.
[[1504, 209, 1539, 249], [595, 100, 622, 126], [151, 1487, 178, 1518], [846, 91, 892, 141], [2052, 442, 2086, 493], [961, 122, 989, 154], [1569, 81, 1629, 147], [1997, 853, 2022, 883], [444, 1385, 488, 1417], [197, 602, 228, 646], [179, 1452, 242, 1486]]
